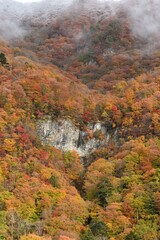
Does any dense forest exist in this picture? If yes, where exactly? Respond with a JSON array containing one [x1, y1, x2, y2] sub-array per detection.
[[0, 0, 160, 239]]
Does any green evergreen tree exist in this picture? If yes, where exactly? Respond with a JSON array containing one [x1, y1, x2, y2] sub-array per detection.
[[126, 232, 140, 240], [90, 218, 108, 238], [0, 53, 8, 66], [81, 228, 94, 240]]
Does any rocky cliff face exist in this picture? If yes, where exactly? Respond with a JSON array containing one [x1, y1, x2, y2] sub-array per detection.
[[36, 118, 117, 157]]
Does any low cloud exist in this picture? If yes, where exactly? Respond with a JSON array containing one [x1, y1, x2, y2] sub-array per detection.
[[0, 0, 159, 48], [0, 20, 27, 41], [123, 0, 160, 47]]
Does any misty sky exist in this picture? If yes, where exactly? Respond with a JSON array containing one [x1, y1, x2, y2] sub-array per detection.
[[15, 0, 120, 2], [16, 0, 41, 2]]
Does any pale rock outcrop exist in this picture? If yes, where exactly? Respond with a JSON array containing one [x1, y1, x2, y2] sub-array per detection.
[[36, 118, 117, 157]]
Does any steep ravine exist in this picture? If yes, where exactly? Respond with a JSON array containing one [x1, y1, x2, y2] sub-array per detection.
[[36, 118, 118, 158]]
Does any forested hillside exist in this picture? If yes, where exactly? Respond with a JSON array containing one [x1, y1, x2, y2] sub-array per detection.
[[0, 0, 160, 239]]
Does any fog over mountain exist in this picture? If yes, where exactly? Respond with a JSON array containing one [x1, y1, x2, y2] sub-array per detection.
[[0, 0, 160, 47], [124, 0, 160, 48]]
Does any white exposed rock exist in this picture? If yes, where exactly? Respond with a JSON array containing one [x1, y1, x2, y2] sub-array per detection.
[[36, 118, 112, 157]]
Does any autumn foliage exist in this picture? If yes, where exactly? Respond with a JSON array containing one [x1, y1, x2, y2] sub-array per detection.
[[0, 5, 160, 240]]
